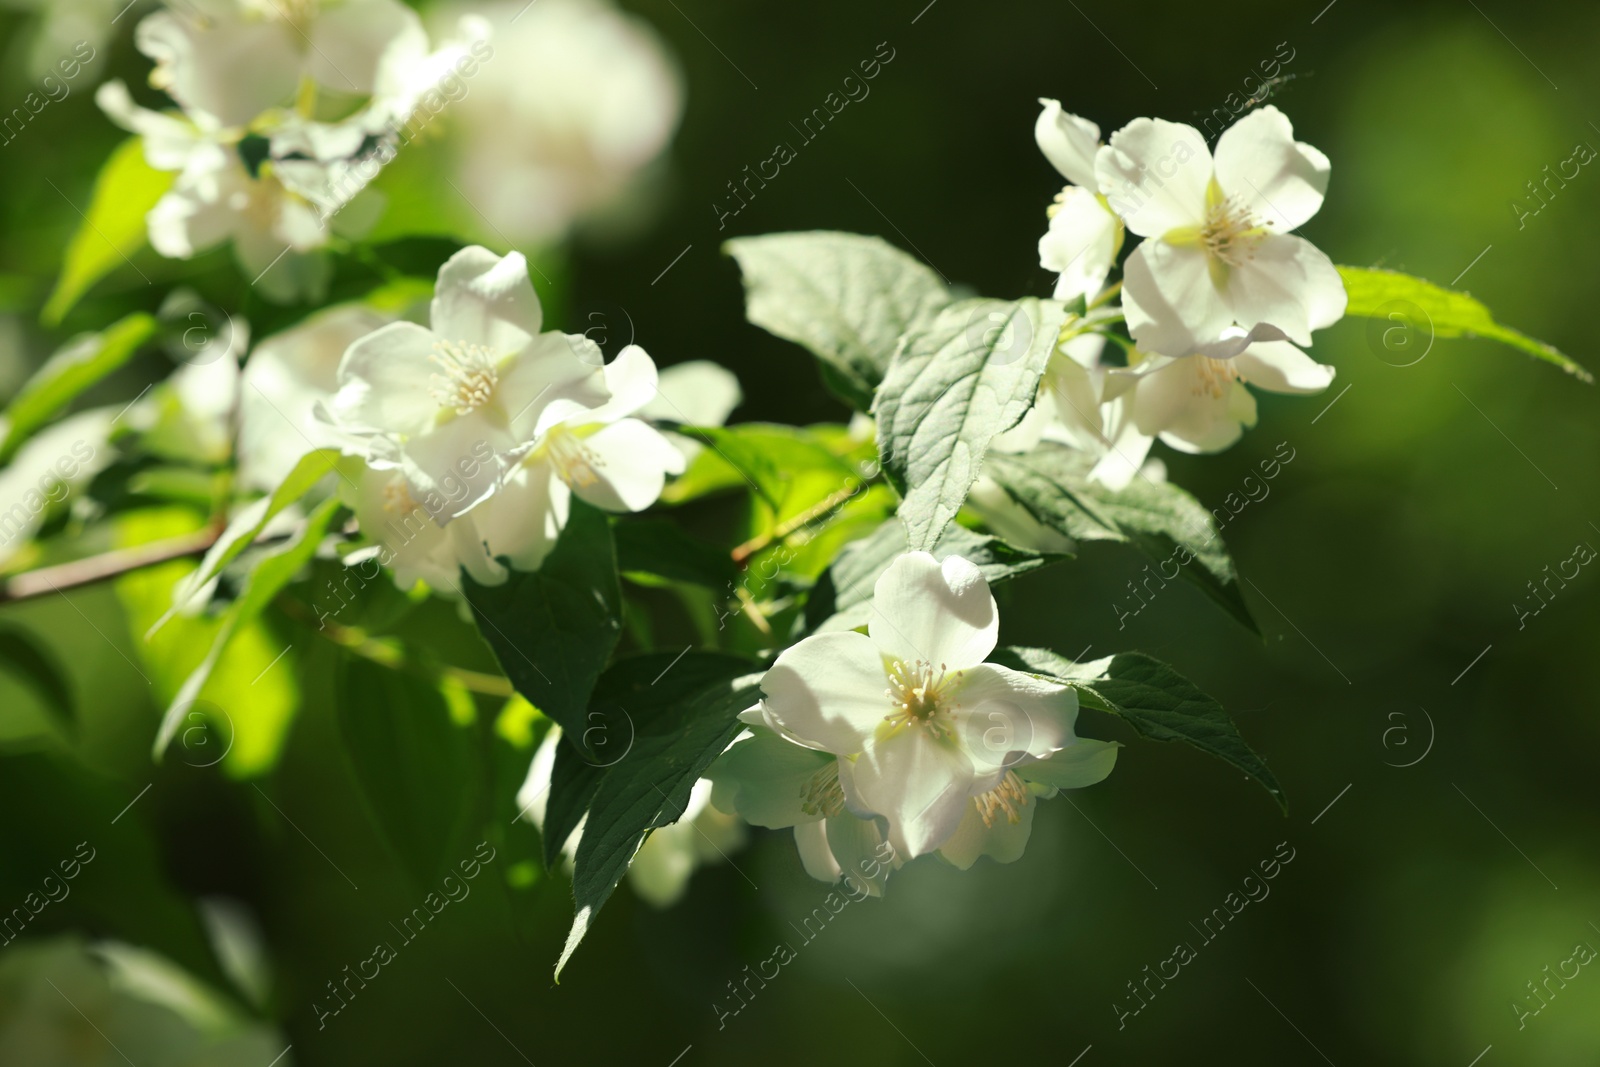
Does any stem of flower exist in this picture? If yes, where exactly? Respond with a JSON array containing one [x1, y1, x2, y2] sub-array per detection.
[[731, 478, 869, 565], [0, 524, 226, 605]]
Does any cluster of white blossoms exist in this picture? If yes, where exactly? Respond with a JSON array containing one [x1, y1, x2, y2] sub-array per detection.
[[1017, 101, 1345, 487], [95, 0, 481, 300], [296, 244, 690, 590], [708, 553, 1119, 892]]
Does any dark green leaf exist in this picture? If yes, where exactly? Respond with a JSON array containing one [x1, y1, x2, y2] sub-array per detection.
[[995, 646, 1284, 811], [336, 657, 478, 887], [984, 446, 1257, 633], [614, 518, 736, 589], [875, 297, 1070, 551], [465, 498, 622, 740], [558, 650, 761, 978], [803, 518, 1066, 635], [0, 628, 73, 738], [726, 231, 952, 410]]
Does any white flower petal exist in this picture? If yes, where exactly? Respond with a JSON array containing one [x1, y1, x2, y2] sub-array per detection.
[[825, 814, 895, 896], [1233, 341, 1336, 395], [793, 821, 843, 884], [1095, 117, 1211, 237], [331, 321, 441, 435], [564, 418, 684, 513], [135, 9, 299, 128], [842, 727, 973, 859], [1132, 357, 1256, 453], [497, 332, 608, 443], [475, 458, 570, 572], [398, 415, 509, 521], [307, 0, 426, 96], [949, 662, 1077, 775], [640, 360, 742, 426], [760, 631, 892, 756], [1039, 187, 1120, 304], [869, 552, 998, 670], [936, 787, 1037, 870], [1223, 233, 1347, 346], [1034, 98, 1100, 187], [430, 246, 543, 355], [1213, 106, 1329, 233], [707, 727, 832, 828], [1122, 241, 1234, 358], [1015, 738, 1120, 792]]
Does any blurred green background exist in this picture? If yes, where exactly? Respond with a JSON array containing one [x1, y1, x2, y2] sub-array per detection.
[[3, 0, 1599, 1063]]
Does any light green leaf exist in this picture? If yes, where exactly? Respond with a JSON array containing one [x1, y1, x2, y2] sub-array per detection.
[[875, 297, 1071, 551], [1338, 265, 1591, 382], [983, 446, 1257, 633], [803, 518, 1066, 635], [43, 138, 173, 325], [465, 498, 623, 742], [152, 497, 340, 760], [678, 423, 861, 511], [336, 657, 479, 889], [995, 645, 1284, 811], [558, 651, 761, 979], [0, 312, 156, 464], [151, 449, 342, 636], [726, 232, 952, 411]]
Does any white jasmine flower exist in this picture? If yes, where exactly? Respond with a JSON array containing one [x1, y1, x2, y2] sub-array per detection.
[[1096, 106, 1346, 358], [238, 304, 391, 491], [1035, 99, 1122, 304], [1128, 340, 1335, 453], [753, 552, 1094, 859], [324, 245, 605, 522], [467, 343, 686, 573], [435, 0, 683, 243], [344, 465, 499, 591]]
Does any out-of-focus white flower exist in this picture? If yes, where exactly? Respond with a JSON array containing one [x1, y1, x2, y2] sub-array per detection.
[[435, 0, 683, 243], [467, 343, 685, 574], [238, 303, 391, 491], [323, 245, 602, 521], [518, 726, 745, 907], [639, 359, 741, 463], [1035, 98, 1122, 304], [1096, 106, 1346, 358], [0, 1, 112, 81], [0, 407, 114, 566]]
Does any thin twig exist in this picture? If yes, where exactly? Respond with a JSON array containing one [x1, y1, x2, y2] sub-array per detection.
[[0, 524, 225, 605]]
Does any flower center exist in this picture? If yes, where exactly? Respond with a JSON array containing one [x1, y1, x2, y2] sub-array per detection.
[[883, 659, 958, 740], [975, 772, 1029, 828], [429, 340, 500, 416], [381, 479, 418, 517], [799, 762, 846, 818], [1198, 191, 1265, 267], [545, 427, 605, 488], [1192, 357, 1239, 399]]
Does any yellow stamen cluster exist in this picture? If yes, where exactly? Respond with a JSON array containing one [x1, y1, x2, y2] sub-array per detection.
[[545, 428, 605, 489], [975, 772, 1030, 828], [381, 479, 417, 517], [429, 340, 500, 415], [1192, 357, 1239, 399], [799, 763, 846, 818], [883, 659, 957, 740]]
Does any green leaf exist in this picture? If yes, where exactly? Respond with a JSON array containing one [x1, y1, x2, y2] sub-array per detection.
[[152, 497, 340, 760], [557, 651, 761, 979], [679, 424, 859, 511], [726, 232, 952, 411], [151, 449, 342, 636], [875, 297, 1071, 551], [995, 646, 1284, 811], [43, 138, 174, 325], [803, 518, 1066, 635], [336, 657, 478, 888], [983, 446, 1257, 633], [1338, 265, 1592, 383], [614, 518, 736, 589], [465, 498, 623, 741], [0, 313, 157, 464], [0, 627, 74, 739], [542, 738, 604, 870]]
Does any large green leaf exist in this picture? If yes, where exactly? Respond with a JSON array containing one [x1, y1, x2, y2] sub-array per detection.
[[1338, 265, 1591, 382], [336, 656, 478, 888], [465, 498, 623, 741], [43, 137, 174, 325], [803, 518, 1066, 635], [876, 297, 1071, 552], [557, 651, 761, 978], [984, 446, 1257, 633], [679, 424, 860, 511], [726, 231, 952, 411], [613, 518, 735, 589], [996, 645, 1283, 811], [152, 497, 340, 759], [0, 313, 156, 464]]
